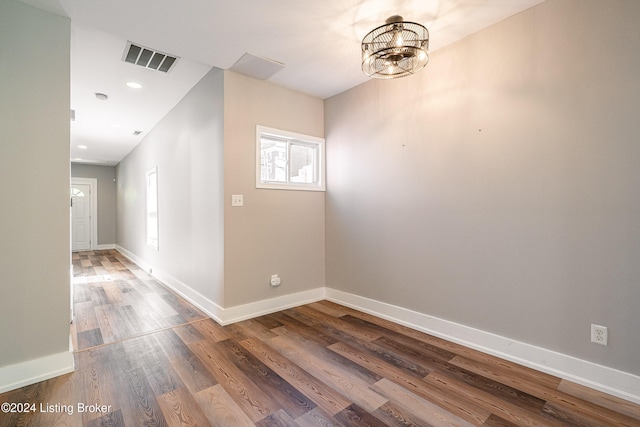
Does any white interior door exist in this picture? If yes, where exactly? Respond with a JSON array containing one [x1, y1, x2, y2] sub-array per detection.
[[71, 183, 91, 251]]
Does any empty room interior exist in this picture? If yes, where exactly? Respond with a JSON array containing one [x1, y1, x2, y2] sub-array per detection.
[[1, 0, 639, 425]]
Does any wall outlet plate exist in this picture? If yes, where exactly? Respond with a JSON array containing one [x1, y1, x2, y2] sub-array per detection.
[[591, 324, 608, 346], [270, 274, 281, 287]]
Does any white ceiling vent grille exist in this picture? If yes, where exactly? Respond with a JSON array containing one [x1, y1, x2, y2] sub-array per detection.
[[123, 42, 178, 73]]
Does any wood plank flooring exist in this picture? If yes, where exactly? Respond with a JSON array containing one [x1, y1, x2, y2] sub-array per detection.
[[70, 250, 207, 351], [1, 249, 638, 426]]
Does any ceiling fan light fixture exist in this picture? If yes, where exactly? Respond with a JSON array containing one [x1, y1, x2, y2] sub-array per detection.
[[362, 15, 429, 79]]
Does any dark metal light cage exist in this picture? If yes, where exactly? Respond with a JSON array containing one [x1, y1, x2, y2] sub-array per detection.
[[362, 16, 429, 79]]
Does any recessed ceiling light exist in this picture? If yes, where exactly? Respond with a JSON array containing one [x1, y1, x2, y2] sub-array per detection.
[[95, 92, 108, 101], [126, 81, 143, 89], [110, 123, 121, 128], [78, 145, 88, 149]]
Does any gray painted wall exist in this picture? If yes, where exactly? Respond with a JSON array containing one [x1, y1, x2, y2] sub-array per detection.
[[117, 67, 225, 307], [0, 0, 71, 366], [71, 164, 117, 246], [223, 71, 325, 307], [325, 0, 640, 375]]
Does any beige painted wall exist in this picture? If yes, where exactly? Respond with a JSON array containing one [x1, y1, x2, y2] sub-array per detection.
[[325, 0, 640, 375], [223, 71, 325, 307], [0, 0, 71, 366]]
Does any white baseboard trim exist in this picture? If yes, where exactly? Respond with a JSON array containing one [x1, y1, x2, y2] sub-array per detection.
[[325, 288, 640, 405], [221, 288, 326, 325], [114, 245, 225, 324], [0, 351, 74, 394], [115, 245, 150, 272], [114, 245, 325, 325], [155, 268, 226, 324], [95, 244, 116, 250]]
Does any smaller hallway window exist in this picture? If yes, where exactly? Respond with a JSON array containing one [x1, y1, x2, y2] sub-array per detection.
[[146, 166, 159, 250]]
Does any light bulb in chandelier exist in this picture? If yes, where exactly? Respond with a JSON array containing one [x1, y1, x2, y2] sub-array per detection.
[[392, 25, 404, 47]]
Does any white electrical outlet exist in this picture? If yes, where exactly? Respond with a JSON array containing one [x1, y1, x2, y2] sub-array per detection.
[[591, 324, 608, 346], [270, 274, 281, 287]]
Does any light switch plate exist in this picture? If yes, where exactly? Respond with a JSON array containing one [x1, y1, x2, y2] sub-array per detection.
[[231, 194, 244, 207]]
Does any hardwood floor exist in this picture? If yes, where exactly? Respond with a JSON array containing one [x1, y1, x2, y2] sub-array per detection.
[[1, 250, 638, 426], [70, 250, 207, 351]]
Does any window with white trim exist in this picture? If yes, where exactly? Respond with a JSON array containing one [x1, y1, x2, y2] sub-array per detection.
[[256, 125, 325, 191], [146, 167, 159, 250]]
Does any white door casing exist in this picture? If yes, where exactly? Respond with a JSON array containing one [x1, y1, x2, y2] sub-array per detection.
[[71, 183, 91, 251], [70, 178, 97, 252]]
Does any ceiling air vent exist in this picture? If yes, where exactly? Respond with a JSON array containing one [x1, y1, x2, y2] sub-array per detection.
[[123, 42, 178, 73], [230, 53, 284, 80]]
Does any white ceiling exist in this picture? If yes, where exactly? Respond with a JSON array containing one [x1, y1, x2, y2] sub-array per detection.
[[20, 0, 546, 166]]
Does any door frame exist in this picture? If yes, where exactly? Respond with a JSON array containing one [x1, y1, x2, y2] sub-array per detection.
[[71, 177, 98, 251]]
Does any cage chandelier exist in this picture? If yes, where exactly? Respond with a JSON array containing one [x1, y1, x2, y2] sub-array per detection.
[[362, 15, 429, 79]]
